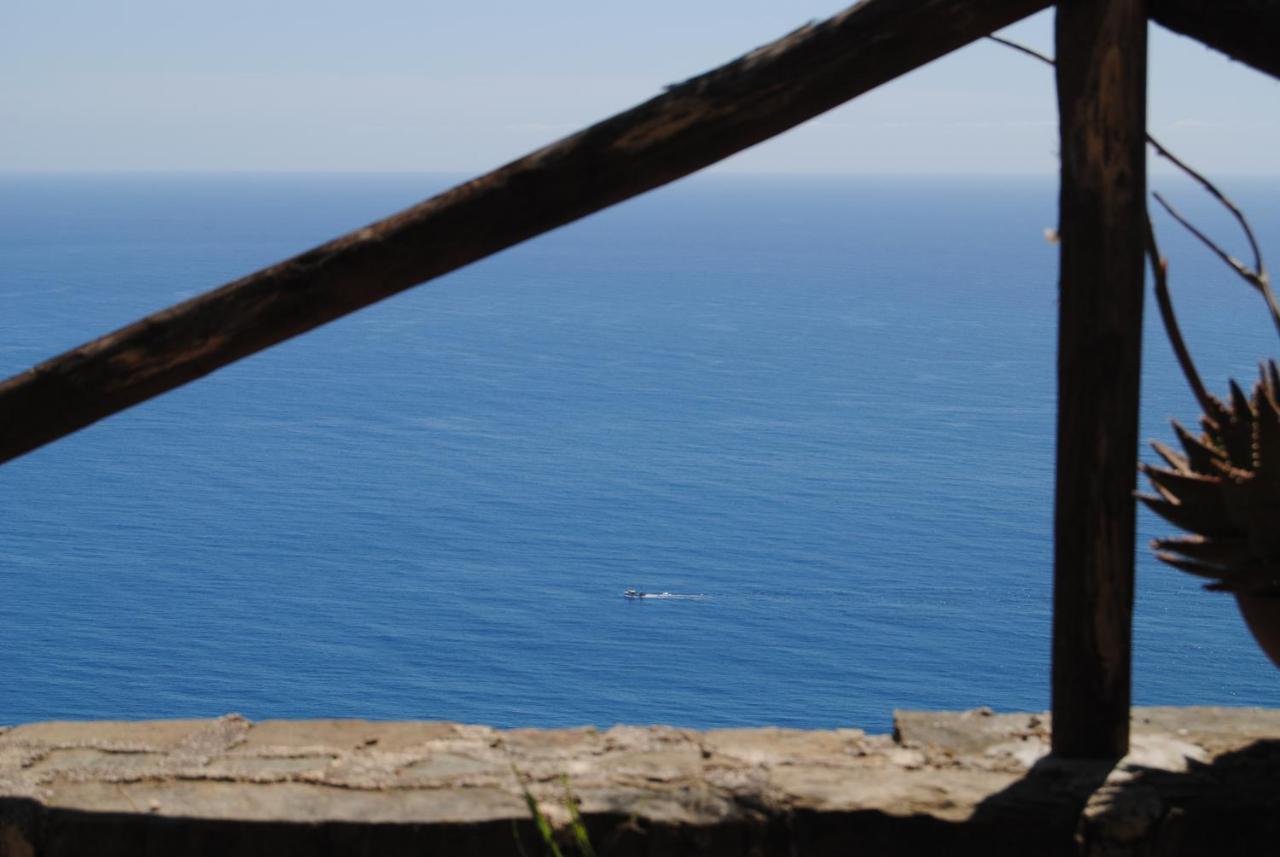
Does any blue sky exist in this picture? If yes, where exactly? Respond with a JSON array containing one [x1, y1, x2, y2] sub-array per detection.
[[3, 1, 1276, 175]]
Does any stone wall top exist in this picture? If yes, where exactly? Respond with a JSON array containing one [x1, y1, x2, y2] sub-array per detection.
[[2, 707, 1278, 856]]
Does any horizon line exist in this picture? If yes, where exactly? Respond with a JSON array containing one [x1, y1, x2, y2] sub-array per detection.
[[3, 168, 1277, 180]]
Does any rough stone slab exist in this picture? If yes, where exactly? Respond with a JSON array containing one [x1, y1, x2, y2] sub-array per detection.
[[1, 707, 1278, 856], [0, 720, 219, 752], [237, 719, 481, 752], [894, 706, 1280, 757]]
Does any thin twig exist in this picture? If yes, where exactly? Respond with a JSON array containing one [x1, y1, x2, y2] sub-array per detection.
[[1145, 135, 1265, 279], [1152, 191, 1280, 339], [985, 34, 1053, 67], [1144, 215, 1214, 413], [1151, 191, 1264, 292]]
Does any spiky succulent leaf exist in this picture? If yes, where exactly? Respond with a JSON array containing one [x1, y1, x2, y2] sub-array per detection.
[[1216, 380, 1256, 468], [1151, 440, 1191, 473], [1140, 494, 1237, 539], [1154, 551, 1237, 581], [1144, 362, 1280, 596], [1173, 421, 1225, 474], [1255, 381, 1280, 484], [1142, 465, 1228, 511], [1152, 535, 1252, 571]]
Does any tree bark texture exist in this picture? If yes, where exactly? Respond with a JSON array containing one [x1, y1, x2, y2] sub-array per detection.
[[1151, 0, 1280, 80], [1052, 0, 1148, 759], [0, 0, 1052, 464]]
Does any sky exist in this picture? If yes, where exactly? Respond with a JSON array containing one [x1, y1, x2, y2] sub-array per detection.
[[2, 1, 1277, 175]]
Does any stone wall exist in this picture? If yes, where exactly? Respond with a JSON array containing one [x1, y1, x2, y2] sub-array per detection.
[[2, 707, 1278, 856]]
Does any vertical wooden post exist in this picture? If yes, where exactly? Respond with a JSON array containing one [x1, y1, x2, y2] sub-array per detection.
[[1051, 0, 1148, 759]]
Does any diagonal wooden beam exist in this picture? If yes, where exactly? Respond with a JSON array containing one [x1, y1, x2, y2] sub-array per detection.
[[1151, 0, 1280, 80], [0, 0, 1052, 464], [1051, 0, 1149, 759]]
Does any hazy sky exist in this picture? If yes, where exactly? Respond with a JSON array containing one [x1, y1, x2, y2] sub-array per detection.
[[3, 1, 1276, 175]]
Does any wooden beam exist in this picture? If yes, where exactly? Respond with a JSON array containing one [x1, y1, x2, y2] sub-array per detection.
[[0, 0, 1051, 464], [1051, 0, 1149, 759], [1151, 0, 1280, 80]]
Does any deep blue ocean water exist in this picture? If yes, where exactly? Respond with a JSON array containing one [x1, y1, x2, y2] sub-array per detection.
[[2, 173, 1278, 733]]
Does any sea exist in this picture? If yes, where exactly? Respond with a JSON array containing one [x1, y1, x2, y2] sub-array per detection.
[[2, 172, 1278, 733]]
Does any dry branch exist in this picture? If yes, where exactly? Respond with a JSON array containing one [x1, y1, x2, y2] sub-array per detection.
[[1149, 192, 1279, 338], [0, 0, 1051, 464], [1145, 137, 1266, 281], [1144, 217, 1214, 415]]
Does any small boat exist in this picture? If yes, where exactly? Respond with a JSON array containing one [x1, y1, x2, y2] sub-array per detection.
[[624, 589, 689, 600]]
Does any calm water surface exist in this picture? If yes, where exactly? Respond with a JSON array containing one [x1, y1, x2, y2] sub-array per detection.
[[2, 173, 1277, 731]]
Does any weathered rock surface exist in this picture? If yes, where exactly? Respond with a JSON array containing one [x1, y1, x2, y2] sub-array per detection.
[[1, 707, 1277, 856]]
